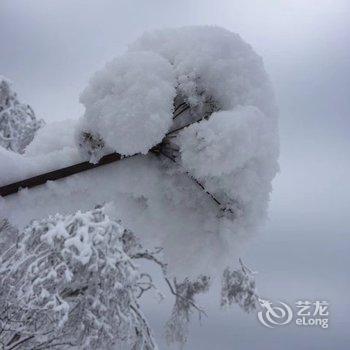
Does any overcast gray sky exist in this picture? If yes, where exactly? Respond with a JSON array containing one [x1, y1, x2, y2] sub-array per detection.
[[1, 1, 349, 349]]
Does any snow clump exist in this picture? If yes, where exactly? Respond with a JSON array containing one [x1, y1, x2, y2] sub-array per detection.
[[78, 51, 176, 159]]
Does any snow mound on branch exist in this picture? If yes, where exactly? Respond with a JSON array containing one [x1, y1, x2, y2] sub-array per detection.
[[79, 51, 175, 157], [179, 106, 277, 178], [0, 144, 83, 187], [0, 76, 44, 153], [178, 105, 279, 227], [130, 26, 276, 117]]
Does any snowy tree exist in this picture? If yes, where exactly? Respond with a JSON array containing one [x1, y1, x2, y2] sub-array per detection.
[[0, 77, 44, 153], [76, 51, 175, 160], [76, 26, 279, 237], [0, 25, 276, 349], [0, 206, 159, 349], [72, 26, 276, 347], [0, 205, 220, 349]]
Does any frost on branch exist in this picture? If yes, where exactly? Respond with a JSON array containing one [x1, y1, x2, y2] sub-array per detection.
[[165, 275, 210, 346], [0, 77, 44, 153], [221, 259, 258, 312], [0, 206, 157, 349]]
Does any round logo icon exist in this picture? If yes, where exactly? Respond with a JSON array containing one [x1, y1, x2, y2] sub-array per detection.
[[258, 298, 293, 328]]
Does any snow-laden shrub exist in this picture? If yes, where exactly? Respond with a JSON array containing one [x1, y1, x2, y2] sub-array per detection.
[[76, 26, 278, 233], [78, 51, 175, 159], [0, 77, 44, 153], [0, 206, 157, 349], [0, 206, 260, 349]]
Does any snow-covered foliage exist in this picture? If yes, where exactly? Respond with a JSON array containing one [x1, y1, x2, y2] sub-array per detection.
[[130, 26, 279, 230], [0, 206, 232, 349], [0, 206, 158, 349], [74, 25, 278, 239], [165, 275, 210, 346], [0, 27, 276, 348], [78, 51, 175, 158], [221, 259, 258, 312], [0, 77, 43, 153], [0, 27, 278, 292]]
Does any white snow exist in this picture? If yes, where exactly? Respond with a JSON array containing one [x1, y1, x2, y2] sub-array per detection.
[[129, 26, 276, 117], [177, 106, 279, 228], [78, 51, 176, 157], [25, 119, 77, 156]]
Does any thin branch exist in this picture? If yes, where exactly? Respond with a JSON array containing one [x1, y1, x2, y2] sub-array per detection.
[[0, 153, 123, 197], [153, 149, 234, 215], [131, 251, 167, 272], [173, 105, 190, 119], [7, 335, 35, 350]]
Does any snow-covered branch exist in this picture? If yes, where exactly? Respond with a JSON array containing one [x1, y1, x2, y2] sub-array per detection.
[[221, 259, 258, 312], [165, 275, 210, 346]]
